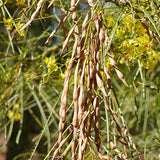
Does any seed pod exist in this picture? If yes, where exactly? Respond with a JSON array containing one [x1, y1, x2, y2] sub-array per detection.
[[93, 96, 101, 151], [96, 51, 100, 62], [99, 28, 105, 42], [93, 13, 99, 32], [96, 72, 107, 97], [108, 56, 116, 67], [110, 141, 127, 159], [81, 137, 88, 151], [104, 66, 111, 85], [58, 57, 75, 144], [115, 68, 128, 87], [78, 58, 87, 122], [61, 26, 76, 56], [69, 0, 77, 12], [71, 0, 76, 7], [72, 12, 77, 22], [72, 61, 80, 159], [52, 131, 72, 160], [78, 130, 83, 160], [82, 13, 89, 31], [99, 28, 105, 68], [45, 13, 71, 44], [88, 0, 94, 7], [90, 61, 94, 80]]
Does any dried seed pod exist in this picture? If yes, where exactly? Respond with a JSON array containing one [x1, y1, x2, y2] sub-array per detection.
[[72, 61, 80, 160], [46, 1, 82, 44], [93, 96, 101, 151], [81, 137, 88, 152], [93, 13, 99, 32], [60, 26, 76, 56], [70, 0, 76, 11], [88, 0, 94, 7], [52, 131, 72, 160], [71, 0, 76, 7], [108, 54, 128, 87], [77, 59, 87, 160], [99, 28, 105, 68], [108, 55, 116, 67], [78, 86, 85, 122], [78, 129, 83, 160], [104, 66, 112, 86], [96, 72, 107, 97], [110, 141, 127, 160], [20, 0, 45, 31], [115, 68, 128, 87], [58, 57, 75, 144], [82, 13, 89, 31], [72, 12, 77, 22], [99, 28, 105, 42], [90, 60, 94, 80], [91, 29, 96, 58], [96, 51, 100, 62], [78, 58, 87, 122], [78, 110, 90, 160], [45, 13, 71, 44]]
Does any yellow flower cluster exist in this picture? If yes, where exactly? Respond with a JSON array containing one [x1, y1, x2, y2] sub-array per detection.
[[107, 16, 115, 28], [44, 56, 58, 73], [3, 17, 25, 36], [7, 104, 22, 121], [114, 14, 160, 69]]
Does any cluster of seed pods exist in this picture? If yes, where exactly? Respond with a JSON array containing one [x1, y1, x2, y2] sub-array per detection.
[[48, 0, 137, 159]]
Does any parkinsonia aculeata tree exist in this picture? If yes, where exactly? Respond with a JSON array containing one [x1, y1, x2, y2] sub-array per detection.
[[20, 0, 160, 159]]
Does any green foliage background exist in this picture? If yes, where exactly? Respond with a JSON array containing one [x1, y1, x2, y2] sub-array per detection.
[[0, 0, 160, 159]]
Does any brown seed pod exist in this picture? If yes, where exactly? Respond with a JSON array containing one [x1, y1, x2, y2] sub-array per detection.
[[20, 0, 45, 31], [96, 72, 107, 97], [81, 137, 88, 152], [93, 13, 99, 32], [58, 57, 75, 144], [78, 58, 87, 122], [82, 13, 89, 31], [46, 1, 82, 44], [60, 26, 76, 56], [99, 28, 105, 43], [52, 131, 72, 160], [104, 66, 112, 86], [71, 0, 76, 7], [93, 96, 101, 151], [88, 0, 94, 7], [72, 61, 80, 159], [115, 68, 128, 87], [72, 12, 78, 22], [110, 141, 127, 160], [78, 128, 83, 160], [45, 13, 71, 44], [108, 54, 128, 87], [108, 55, 116, 67]]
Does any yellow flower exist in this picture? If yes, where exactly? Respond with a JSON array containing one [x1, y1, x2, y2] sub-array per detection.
[[8, 110, 14, 119], [59, 72, 65, 79], [16, 23, 25, 36], [116, 27, 125, 38], [14, 113, 22, 121], [135, 22, 147, 35], [107, 16, 115, 28], [45, 56, 58, 72], [3, 17, 13, 30], [16, 0, 25, 5], [13, 104, 19, 110], [122, 14, 134, 33]]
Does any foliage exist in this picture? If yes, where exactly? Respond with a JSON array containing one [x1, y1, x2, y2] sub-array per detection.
[[0, 0, 160, 159]]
